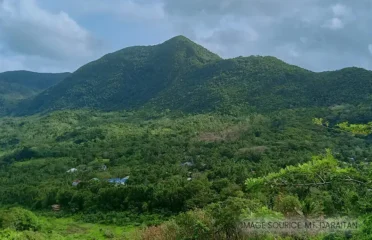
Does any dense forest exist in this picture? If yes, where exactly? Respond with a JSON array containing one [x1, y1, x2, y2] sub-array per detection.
[[1, 106, 372, 239], [1, 36, 372, 239]]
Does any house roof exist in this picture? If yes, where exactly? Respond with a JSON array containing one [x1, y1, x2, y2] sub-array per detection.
[[72, 180, 81, 186], [181, 162, 194, 166], [108, 176, 129, 184]]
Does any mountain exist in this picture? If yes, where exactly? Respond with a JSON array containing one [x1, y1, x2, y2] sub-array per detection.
[[150, 58, 372, 113], [148, 56, 315, 112], [17, 36, 221, 114], [14, 36, 372, 115], [0, 71, 70, 115]]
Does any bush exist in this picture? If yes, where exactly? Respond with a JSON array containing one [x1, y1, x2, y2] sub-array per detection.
[[175, 209, 213, 239], [0, 207, 41, 231], [0, 229, 22, 239], [273, 195, 302, 217]]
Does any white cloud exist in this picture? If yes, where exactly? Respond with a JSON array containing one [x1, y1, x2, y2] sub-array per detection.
[[332, 3, 350, 17], [322, 17, 344, 30], [321, 4, 352, 31], [0, 0, 99, 60], [369, 44, 372, 55]]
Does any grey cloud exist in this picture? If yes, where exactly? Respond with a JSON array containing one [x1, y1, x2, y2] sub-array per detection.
[[39, 0, 166, 23], [322, 18, 344, 30], [75, 0, 165, 22], [163, 0, 323, 19], [1, 0, 372, 72], [162, 0, 372, 71], [0, 54, 25, 72]]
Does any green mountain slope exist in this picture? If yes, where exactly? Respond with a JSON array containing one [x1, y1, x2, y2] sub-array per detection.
[[0, 71, 70, 115], [14, 36, 372, 115], [18, 36, 221, 114], [151, 58, 372, 113], [149, 56, 315, 112]]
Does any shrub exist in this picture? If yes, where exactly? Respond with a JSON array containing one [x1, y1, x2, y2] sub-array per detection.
[[273, 195, 302, 217], [0, 207, 41, 231]]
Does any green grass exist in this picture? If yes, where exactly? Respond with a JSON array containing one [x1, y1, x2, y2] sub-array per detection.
[[0, 214, 137, 240], [42, 217, 136, 239]]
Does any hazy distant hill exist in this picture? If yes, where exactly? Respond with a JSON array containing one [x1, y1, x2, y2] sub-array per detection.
[[13, 36, 372, 115], [0, 71, 70, 115]]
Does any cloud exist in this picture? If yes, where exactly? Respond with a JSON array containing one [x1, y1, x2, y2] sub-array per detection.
[[0, 55, 25, 72], [1, 0, 371, 72], [322, 4, 352, 30], [331, 3, 351, 17], [39, 0, 166, 23], [159, 0, 372, 71], [190, 15, 260, 57], [163, 0, 321, 18], [289, 49, 300, 58], [322, 17, 344, 30], [0, 0, 99, 60], [369, 44, 372, 55], [0, 0, 105, 72], [84, 0, 165, 22]]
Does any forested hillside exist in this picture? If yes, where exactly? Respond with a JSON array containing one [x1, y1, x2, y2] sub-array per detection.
[[0, 71, 70, 115], [12, 36, 372, 116], [151, 59, 372, 113], [16, 36, 221, 115], [1, 106, 372, 239]]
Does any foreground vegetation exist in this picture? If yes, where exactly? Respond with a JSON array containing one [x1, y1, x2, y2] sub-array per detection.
[[0, 208, 136, 239], [1, 104, 372, 239]]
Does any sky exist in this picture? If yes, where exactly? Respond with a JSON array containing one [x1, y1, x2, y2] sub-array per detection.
[[0, 0, 371, 73]]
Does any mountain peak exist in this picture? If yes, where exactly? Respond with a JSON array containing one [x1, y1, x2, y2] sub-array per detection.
[[15, 35, 221, 115], [161, 35, 202, 47], [165, 35, 192, 42], [159, 35, 221, 62]]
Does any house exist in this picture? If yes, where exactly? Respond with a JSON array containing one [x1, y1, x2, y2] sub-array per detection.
[[51, 204, 60, 211], [108, 176, 129, 185], [67, 168, 78, 173], [72, 180, 81, 186], [101, 165, 108, 171], [181, 162, 194, 167]]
